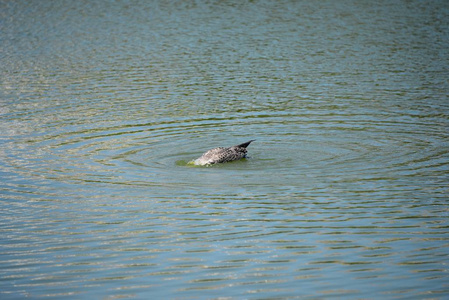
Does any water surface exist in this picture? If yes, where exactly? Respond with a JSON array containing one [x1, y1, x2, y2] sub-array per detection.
[[1, 0, 448, 298]]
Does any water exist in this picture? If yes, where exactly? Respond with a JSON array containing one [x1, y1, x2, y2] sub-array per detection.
[[1, 0, 448, 298]]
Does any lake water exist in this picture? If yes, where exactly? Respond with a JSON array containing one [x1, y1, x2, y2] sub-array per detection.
[[1, 0, 448, 298]]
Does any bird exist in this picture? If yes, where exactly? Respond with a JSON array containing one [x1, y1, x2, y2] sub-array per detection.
[[192, 140, 255, 166]]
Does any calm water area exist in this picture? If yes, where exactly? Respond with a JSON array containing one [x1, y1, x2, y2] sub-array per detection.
[[1, 0, 448, 298]]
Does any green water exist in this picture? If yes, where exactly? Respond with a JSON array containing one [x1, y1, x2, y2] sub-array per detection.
[[1, 0, 448, 298]]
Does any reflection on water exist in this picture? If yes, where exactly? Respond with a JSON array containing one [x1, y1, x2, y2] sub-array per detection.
[[1, 0, 448, 298]]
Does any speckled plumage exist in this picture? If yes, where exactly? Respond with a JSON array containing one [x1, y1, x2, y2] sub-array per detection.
[[193, 140, 254, 166]]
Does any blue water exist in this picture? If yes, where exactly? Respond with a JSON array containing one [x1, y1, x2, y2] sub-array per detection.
[[1, 0, 448, 298]]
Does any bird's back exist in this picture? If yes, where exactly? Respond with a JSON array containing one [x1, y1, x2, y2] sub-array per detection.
[[192, 140, 254, 165]]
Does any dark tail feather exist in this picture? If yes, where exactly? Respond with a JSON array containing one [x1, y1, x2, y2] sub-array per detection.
[[236, 140, 255, 148]]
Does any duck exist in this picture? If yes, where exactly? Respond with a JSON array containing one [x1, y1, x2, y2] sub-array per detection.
[[192, 140, 255, 166]]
